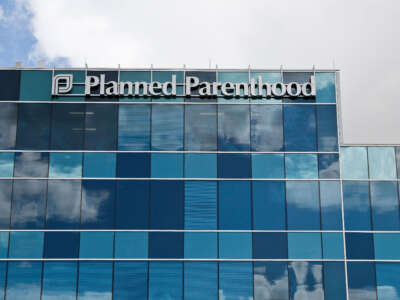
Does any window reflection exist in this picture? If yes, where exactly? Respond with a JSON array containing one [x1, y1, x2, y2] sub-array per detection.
[[0, 103, 17, 149], [184, 262, 218, 300], [149, 262, 183, 300], [218, 105, 250, 151], [0, 180, 12, 228], [368, 147, 397, 179], [341, 147, 368, 179], [219, 262, 253, 300], [284, 105, 316, 151], [49, 153, 82, 178], [118, 104, 150, 150], [288, 262, 324, 300], [251, 105, 283, 151], [78, 262, 113, 300], [14, 152, 49, 177], [42, 262, 77, 300], [285, 154, 318, 179], [254, 262, 289, 300], [185, 104, 217, 150], [152, 104, 183, 150], [6, 261, 42, 300]]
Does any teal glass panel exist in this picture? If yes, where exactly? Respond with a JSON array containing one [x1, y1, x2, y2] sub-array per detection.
[[322, 232, 344, 259], [79, 232, 114, 258], [78, 262, 112, 300], [42, 261, 77, 300], [315, 72, 336, 103], [219, 262, 253, 299], [83, 153, 116, 177], [252, 154, 284, 178], [288, 233, 322, 259], [153, 71, 184, 83], [19, 70, 52, 100], [219, 232, 252, 259], [341, 147, 368, 179], [6, 261, 42, 300], [115, 232, 148, 259], [49, 152, 82, 178], [218, 72, 249, 99], [376, 263, 400, 300], [374, 233, 400, 260], [185, 153, 217, 178], [320, 181, 342, 230], [184, 232, 217, 258], [151, 153, 183, 178], [184, 262, 218, 300], [0, 152, 14, 177], [368, 147, 397, 179], [0, 232, 8, 258], [285, 154, 318, 179], [9, 232, 44, 258], [250, 72, 282, 103], [149, 262, 183, 300]]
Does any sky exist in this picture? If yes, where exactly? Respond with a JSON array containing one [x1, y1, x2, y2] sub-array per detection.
[[0, 0, 399, 144]]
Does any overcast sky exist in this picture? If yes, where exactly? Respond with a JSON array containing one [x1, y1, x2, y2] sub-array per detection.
[[0, 0, 399, 144]]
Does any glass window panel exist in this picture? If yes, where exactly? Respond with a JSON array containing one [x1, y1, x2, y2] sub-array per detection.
[[184, 262, 218, 300], [149, 232, 183, 258], [0, 152, 14, 177], [253, 181, 286, 230], [19, 70, 51, 100], [115, 232, 148, 259], [343, 181, 371, 230], [152, 104, 183, 150], [368, 147, 397, 179], [376, 263, 400, 300], [0, 70, 20, 100], [50, 103, 85, 150], [118, 104, 150, 150], [286, 181, 320, 230], [323, 262, 346, 300], [9, 232, 44, 258], [219, 72, 248, 83], [14, 152, 49, 177], [11, 179, 46, 229], [0, 180, 12, 228], [219, 181, 251, 229], [288, 262, 324, 300], [42, 261, 77, 300], [371, 181, 400, 230], [316, 72, 336, 103], [219, 232, 252, 259], [116, 180, 149, 229], [285, 154, 318, 179], [218, 153, 251, 178], [254, 261, 289, 300], [154, 71, 184, 83], [185, 153, 217, 178], [185, 71, 216, 97], [218, 105, 250, 151], [184, 232, 217, 258], [44, 232, 79, 258], [341, 147, 368, 179], [81, 180, 115, 229], [0, 262, 4, 299], [16, 103, 51, 150], [149, 262, 182, 300], [397, 147, 400, 179], [184, 181, 217, 229], [117, 153, 150, 178], [80, 232, 114, 258], [318, 154, 340, 178], [0, 103, 17, 149], [347, 262, 377, 300], [320, 181, 342, 230], [78, 262, 113, 300], [288, 233, 322, 259], [316, 105, 338, 151], [252, 154, 284, 179], [6, 261, 42, 300], [346, 233, 375, 259], [251, 105, 284, 151], [253, 232, 288, 259], [0, 232, 8, 258], [219, 262, 253, 300], [250, 72, 282, 103], [151, 153, 183, 178], [86, 71, 118, 99], [374, 233, 400, 260], [49, 153, 82, 178], [114, 262, 148, 300], [322, 232, 344, 259], [83, 153, 116, 178], [185, 104, 217, 150]]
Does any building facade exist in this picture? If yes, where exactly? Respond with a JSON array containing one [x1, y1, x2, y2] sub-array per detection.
[[0, 67, 398, 300]]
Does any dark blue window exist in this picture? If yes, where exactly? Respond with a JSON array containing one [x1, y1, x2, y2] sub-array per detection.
[[0, 103, 17, 149], [318, 154, 340, 178], [253, 233, 288, 259], [118, 104, 150, 150], [6, 261, 42, 300], [218, 105, 250, 151], [347, 262, 377, 300], [42, 262, 77, 300], [254, 262, 289, 300], [44, 232, 79, 258], [346, 233, 375, 259], [185, 104, 217, 150], [320, 181, 342, 230], [152, 104, 183, 150], [284, 105, 316, 151], [0, 180, 12, 228], [316, 105, 338, 151], [149, 262, 183, 300], [78, 262, 113, 300], [184, 262, 218, 300], [289, 262, 324, 300], [14, 152, 49, 177], [0, 70, 20, 100], [86, 71, 118, 98], [218, 153, 251, 178], [114, 262, 148, 300], [117, 153, 150, 178], [376, 263, 400, 300], [116, 180, 149, 229], [219, 262, 253, 300], [343, 181, 371, 230], [371, 181, 400, 230], [323, 262, 347, 300], [149, 232, 183, 258]]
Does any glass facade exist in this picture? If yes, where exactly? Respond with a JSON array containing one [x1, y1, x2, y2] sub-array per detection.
[[0, 68, 398, 299]]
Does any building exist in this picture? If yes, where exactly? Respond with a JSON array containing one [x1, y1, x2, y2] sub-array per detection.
[[0, 67, 398, 300]]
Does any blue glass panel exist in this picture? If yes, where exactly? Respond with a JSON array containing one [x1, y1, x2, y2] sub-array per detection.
[[288, 262, 324, 300], [42, 261, 77, 300], [49, 153, 82, 178], [347, 262, 377, 300], [376, 263, 400, 300], [286, 181, 320, 230], [219, 232, 252, 259], [253, 232, 288, 259], [288, 233, 321, 259], [316, 72, 336, 103], [78, 262, 113, 300], [252, 154, 284, 179], [368, 147, 397, 179], [323, 262, 346, 300], [285, 154, 318, 179], [254, 262, 289, 300], [6, 261, 42, 300], [218, 153, 251, 178], [343, 181, 371, 230], [374, 233, 400, 260], [341, 147, 368, 179], [253, 181, 286, 230], [149, 262, 182, 300], [81, 180, 115, 229], [116, 180, 149, 229], [151, 153, 183, 178], [0, 180, 12, 228], [0, 103, 17, 149], [184, 262, 218, 300], [218, 105, 250, 151], [114, 262, 148, 300], [14, 152, 49, 177], [185, 104, 217, 150], [0, 152, 14, 177], [219, 181, 251, 229], [346, 233, 375, 259], [397, 147, 400, 179], [47, 180, 81, 229], [219, 262, 253, 300], [115, 232, 148, 258], [0, 232, 8, 258], [184, 232, 217, 258], [0, 70, 20, 100], [322, 232, 344, 259], [154, 71, 184, 83], [11, 179, 46, 229], [83, 153, 116, 178], [80, 232, 113, 258], [44, 232, 79, 258], [0, 262, 5, 300], [149, 232, 183, 258], [152, 104, 184, 150], [9, 232, 43, 258], [185, 153, 217, 178], [371, 181, 400, 230], [320, 181, 342, 230], [251, 105, 284, 151], [19, 70, 51, 100], [118, 104, 150, 150], [318, 154, 340, 178], [150, 180, 183, 229], [117, 153, 150, 178], [283, 105, 316, 151], [184, 181, 217, 229], [317, 105, 338, 151]]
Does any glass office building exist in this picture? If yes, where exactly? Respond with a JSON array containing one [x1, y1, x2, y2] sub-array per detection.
[[0, 67, 398, 300]]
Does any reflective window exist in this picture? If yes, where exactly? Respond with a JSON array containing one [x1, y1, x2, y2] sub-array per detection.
[[252, 154, 284, 179], [0, 152, 13, 177], [219, 262, 253, 300], [284, 105, 316, 151], [117, 153, 150, 178], [376, 263, 400, 300], [253, 232, 288, 259], [118, 104, 150, 150], [6, 261, 42, 300], [368, 147, 397, 179], [185, 104, 217, 150], [149, 262, 183, 300], [316, 72, 336, 103], [0, 180, 12, 228], [219, 232, 252, 259], [0, 232, 8, 258], [218, 105, 250, 151], [49, 153, 82, 178], [185, 153, 217, 178], [154, 71, 184, 83], [9, 232, 44, 258], [285, 154, 318, 179], [114, 262, 148, 300], [346, 233, 374, 259], [184, 262, 218, 300], [347, 262, 377, 300], [318, 154, 340, 178], [151, 153, 183, 178], [288, 233, 321, 259], [316, 105, 338, 151], [322, 232, 344, 259], [397, 147, 400, 179], [83, 153, 116, 178], [371, 181, 400, 230], [14, 152, 49, 177], [184, 232, 217, 258], [0, 103, 17, 149], [254, 262, 289, 300], [0, 70, 20, 100], [78, 262, 113, 300], [152, 104, 183, 150], [19, 70, 51, 100], [42, 262, 77, 300], [44, 232, 79, 258], [86, 71, 118, 99], [288, 262, 324, 300], [115, 232, 148, 259], [186, 71, 216, 97], [374, 233, 400, 260], [320, 181, 342, 230], [343, 181, 371, 230], [149, 232, 183, 258], [323, 262, 346, 300], [218, 153, 251, 178], [80, 232, 114, 258], [0, 262, 4, 300], [341, 147, 368, 179]]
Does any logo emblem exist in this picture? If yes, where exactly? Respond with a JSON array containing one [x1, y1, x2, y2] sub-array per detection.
[[52, 74, 73, 95]]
